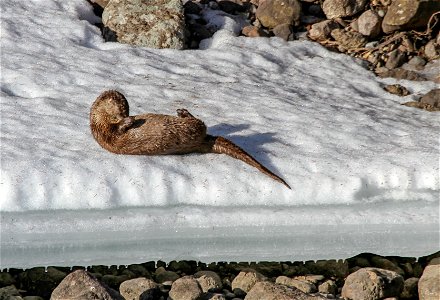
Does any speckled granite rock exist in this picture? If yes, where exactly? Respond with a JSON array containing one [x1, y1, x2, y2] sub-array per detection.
[[341, 267, 404, 300], [322, 0, 368, 19], [102, 0, 185, 49]]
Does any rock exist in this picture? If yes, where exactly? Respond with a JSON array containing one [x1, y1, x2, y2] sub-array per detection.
[[330, 29, 367, 51], [304, 259, 349, 280], [18, 267, 67, 299], [127, 265, 151, 278], [407, 56, 427, 68], [376, 68, 428, 81], [419, 263, 440, 300], [155, 267, 180, 283], [102, 0, 186, 49], [51, 270, 123, 300], [385, 49, 407, 70], [184, 1, 202, 15], [352, 10, 382, 38], [341, 267, 404, 300], [419, 89, 440, 108], [0, 272, 15, 287], [119, 277, 159, 300], [424, 39, 440, 60], [194, 271, 223, 293], [256, 0, 302, 29], [169, 276, 203, 300], [384, 84, 410, 96], [272, 23, 294, 41], [245, 281, 326, 300], [241, 25, 269, 37], [0, 285, 22, 299], [308, 20, 339, 41], [382, 0, 440, 33], [231, 269, 266, 294], [293, 275, 325, 285], [23, 297, 44, 300], [275, 276, 317, 293], [400, 277, 419, 299], [318, 280, 337, 295], [218, 0, 246, 14], [370, 256, 405, 277], [322, 0, 368, 19], [102, 274, 130, 289]]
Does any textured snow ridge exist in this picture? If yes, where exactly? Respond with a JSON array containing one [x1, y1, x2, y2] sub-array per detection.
[[0, 0, 439, 267]]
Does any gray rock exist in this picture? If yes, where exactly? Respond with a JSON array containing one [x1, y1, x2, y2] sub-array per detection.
[[245, 281, 327, 300], [0, 285, 22, 300], [231, 269, 266, 294], [119, 277, 159, 300], [407, 56, 427, 67], [169, 276, 203, 300], [352, 10, 382, 38], [322, 0, 368, 19], [155, 267, 180, 283], [194, 271, 222, 293], [102, 0, 185, 49], [382, 0, 440, 33], [385, 49, 407, 70], [50, 270, 123, 300], [256, 0, 302, 29], [308, 20, 340, 41], [400, 277, 419, 299], [273, 23, 295, 41], [341, 267, 404, 300], [318, 280, 337, 295], [330, 29, 367, 51], [419, 89, 440, 108], [377, 67, 428, 81], [275, 276, 317, 293]]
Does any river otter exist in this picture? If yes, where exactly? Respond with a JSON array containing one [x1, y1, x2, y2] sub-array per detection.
[[90, 90, 290, 188]]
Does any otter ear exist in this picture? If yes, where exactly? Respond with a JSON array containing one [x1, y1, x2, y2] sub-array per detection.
[[117, 116, 136, 133]]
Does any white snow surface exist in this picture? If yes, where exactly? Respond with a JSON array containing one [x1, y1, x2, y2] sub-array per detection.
[[1, 0, 439, 268]]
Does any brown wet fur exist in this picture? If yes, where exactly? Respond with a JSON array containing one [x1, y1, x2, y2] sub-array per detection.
[[90, 90, 290, 188]]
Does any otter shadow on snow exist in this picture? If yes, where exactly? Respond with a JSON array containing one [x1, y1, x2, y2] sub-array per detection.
[[207, 123, 286, 180]]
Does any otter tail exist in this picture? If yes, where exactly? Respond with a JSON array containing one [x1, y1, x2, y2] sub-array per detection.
[[204, 135, 291, 189]]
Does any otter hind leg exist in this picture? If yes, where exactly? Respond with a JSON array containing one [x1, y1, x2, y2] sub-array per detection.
[[176, 108, 195, 118]]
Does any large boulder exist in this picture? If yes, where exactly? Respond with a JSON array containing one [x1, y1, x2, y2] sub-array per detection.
[[382, 0, 440, 34], [341, 267, 404, 300], [119, 277, 159, 300], [256, 0, 302, 29], [419, 261, 440, 300], [51, 270, 123, 300], [102, 0, 186, 49], [322, 0, 368, 19], [231, 269, 266, 294]]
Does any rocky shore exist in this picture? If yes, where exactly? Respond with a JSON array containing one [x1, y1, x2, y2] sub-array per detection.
[[1, 251, 439, 299]]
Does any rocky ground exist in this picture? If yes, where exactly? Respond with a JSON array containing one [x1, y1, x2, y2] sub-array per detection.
[[0, 251, 439, 299], [87, 0, 440, 112]]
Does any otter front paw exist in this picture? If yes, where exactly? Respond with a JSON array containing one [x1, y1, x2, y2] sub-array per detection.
[[118, 116, 136, 133]]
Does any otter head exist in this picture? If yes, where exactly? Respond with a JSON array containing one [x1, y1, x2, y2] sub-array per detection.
[[90, 90, 132, 150]]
